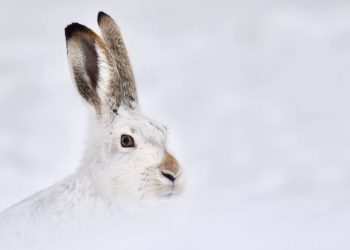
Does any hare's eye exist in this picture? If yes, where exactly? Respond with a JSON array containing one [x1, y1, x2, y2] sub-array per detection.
[[121, 134, 135, 148]]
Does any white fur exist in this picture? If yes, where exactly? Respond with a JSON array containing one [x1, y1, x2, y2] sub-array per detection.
[[0, 105, 185, 238]]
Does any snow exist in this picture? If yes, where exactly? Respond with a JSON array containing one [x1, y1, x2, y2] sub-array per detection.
[[1, 0, 350, 249]]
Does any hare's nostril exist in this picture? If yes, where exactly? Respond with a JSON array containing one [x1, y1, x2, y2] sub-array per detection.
[[161, 172, 176, 182]]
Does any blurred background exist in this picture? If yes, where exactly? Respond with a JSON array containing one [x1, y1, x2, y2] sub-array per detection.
[[1, 0, 350, 249]]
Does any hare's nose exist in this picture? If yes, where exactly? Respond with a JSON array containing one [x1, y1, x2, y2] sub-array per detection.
[[159, 152, 180, 182], [161, 171, 176, 182]]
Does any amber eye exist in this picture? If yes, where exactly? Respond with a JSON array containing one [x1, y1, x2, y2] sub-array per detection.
[[121, 134, 135, 148]]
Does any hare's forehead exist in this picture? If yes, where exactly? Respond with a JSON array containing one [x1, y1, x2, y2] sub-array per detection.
[[114, 108, 168, 140]]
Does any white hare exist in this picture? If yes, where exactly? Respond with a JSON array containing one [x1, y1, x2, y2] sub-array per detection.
[[0, 12, 185, 235]]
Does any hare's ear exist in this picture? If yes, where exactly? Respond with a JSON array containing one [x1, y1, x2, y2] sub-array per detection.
[[65, 23, 121, 113], [97, 12, 138, 106]]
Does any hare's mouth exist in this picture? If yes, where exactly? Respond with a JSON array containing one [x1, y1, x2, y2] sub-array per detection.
[[163, 192, 174, 198], [159, 184, 174, 198], [162, 191, 178, 199], [153, 173, 185, 199], [161, 182, 184, 199]]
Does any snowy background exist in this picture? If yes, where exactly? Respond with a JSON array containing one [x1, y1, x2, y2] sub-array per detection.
[[1, 0, 350, 249]]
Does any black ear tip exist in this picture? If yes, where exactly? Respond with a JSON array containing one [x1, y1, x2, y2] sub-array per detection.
[[65, 23, 89, 40], [97, 11, 110, 25]]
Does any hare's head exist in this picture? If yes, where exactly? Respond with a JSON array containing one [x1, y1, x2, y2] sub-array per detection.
[[65, 12, 185, 201]]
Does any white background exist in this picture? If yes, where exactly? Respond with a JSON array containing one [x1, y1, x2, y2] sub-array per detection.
[[1, 0, 350, 249]]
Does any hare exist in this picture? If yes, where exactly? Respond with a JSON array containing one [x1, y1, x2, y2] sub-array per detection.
[[0, 12, 185, 234]]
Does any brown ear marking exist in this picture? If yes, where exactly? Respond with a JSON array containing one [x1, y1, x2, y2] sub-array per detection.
[[65, 22, 119, 112], [97, 11, 138, 106], [65, 23, 101, 109], [97, 11, 109, 26]]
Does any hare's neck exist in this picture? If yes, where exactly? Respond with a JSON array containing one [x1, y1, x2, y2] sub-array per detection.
[[79, 139, 109, 172], [79, 116, 111, 169]]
